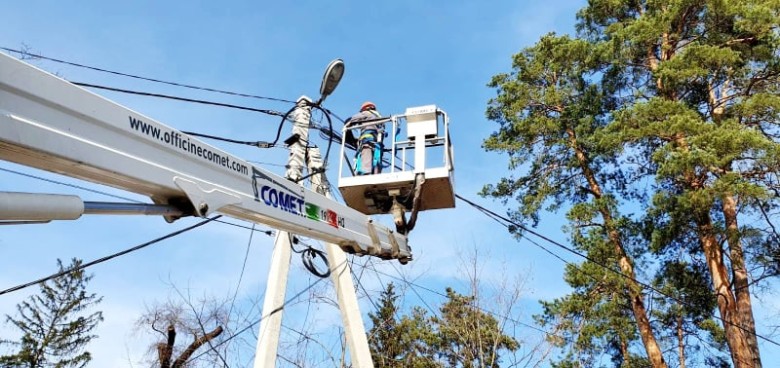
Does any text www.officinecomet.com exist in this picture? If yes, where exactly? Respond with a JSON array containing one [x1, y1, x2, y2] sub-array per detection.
[[128, 116, 248, 175]]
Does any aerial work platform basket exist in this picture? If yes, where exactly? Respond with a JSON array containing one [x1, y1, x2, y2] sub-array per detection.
[[338, 105, 455, 218]]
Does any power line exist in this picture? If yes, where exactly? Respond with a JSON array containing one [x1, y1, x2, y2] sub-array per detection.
[[455, 194, 594, 263], [2, 45, 373, 188], [454, 193, 780, 348], [365, 262, 559, 339], [186, 246, 561, 366], [227, 223, 257, 323], [321, 107, 346, 125], [0, 166, 142, 203], [462, 193, 574, 266], [387, 262, 438, 317], [183, 260, 340, 365], [73, 82, 285, 117], [0, 46, 295, 104], [247, 160, 288, 169], [358, 258, 412, 346], [276, 353, 303, 367], [211, 218, 274, 236], [2, 46, 347, 175], [181, 130, 273, 149], [1, 45, 367, 175], [280, 324, 340, 367], [2, 48, 344, 175], [0, 216, 221, 296], [352, 258, 380, 312]]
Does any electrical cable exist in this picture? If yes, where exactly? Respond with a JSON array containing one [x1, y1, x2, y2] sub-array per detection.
[[183, 260, 341, 365], [227, 223, 256, 324], [467, 200, 760, 362], [364, 261, 560, 339], [459, 192, 573, 265], [275, 353, 301, 367], [359, 258, 408, 343], [2, 48, 344, 186], [350, 259, 395, 354], [352, 260, 380, 312], [185, 260, 420, 364], [3, 47, 358, 196], [269, 105, 302, 147], [454, 193, 780, 348], [3, 50, 342, 175], [181, 130, 272, 149], [271, 102, 335, 184], [308, 104, 334, 175], [5, 49, 346, 187], [296, 271, 315, 352], [289, 235, 330, 278], [269, 102, 328, 182], [186, 252, 560, 367], [386, 262, 438, 317], [344, 255, 378, 311], [0, 46, 295, 104], [211, 218, 274, 236], [0, 216, 221, 296], [0, 166, 142, 203], [73, 82, 284, 117], [247, 160, 288, 169], [280, 324, 340, 367], [321, 107, 346, 124], [0, 47, 343, 187]]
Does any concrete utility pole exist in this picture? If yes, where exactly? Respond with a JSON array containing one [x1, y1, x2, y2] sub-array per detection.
[[254, 96, 312, 368], [308, 147, 374, 368], [254, 96, 373, 367]]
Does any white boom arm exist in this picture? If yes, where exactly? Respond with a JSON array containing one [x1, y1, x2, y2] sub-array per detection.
[[0, 53, 410, 262]]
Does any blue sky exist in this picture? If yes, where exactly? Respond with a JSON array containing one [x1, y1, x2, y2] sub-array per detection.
[[1, 1, 778, 366]]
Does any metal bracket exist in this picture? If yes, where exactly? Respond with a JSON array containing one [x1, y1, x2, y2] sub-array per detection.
[[365, 219, 381, 256], [173, 177, 242, 217], [387, 229, 401, 259]]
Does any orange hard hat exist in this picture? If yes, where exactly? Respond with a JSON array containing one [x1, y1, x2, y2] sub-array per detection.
[[360, 101, 376, 111]]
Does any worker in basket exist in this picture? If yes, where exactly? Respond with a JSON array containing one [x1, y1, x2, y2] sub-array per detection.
[[346, 101, 385, 175]]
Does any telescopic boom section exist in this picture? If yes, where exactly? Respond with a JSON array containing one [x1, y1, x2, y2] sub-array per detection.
[[0, 53, 410, 263]]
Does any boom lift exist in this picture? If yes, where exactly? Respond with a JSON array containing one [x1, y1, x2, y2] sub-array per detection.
[[0, 52, 416, 261], [0, 51, 456, 367]]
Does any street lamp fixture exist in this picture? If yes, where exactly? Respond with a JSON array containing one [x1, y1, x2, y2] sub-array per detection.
[[317, 59, 345, 104]]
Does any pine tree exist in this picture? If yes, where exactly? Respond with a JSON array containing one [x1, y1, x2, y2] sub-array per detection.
[[367, 283, 439, 368], [485, 1, 780, 367], [367, 284, 521, 367], [0, 258, 103, 367], [367, 282, 404, 367], [433, 288, 519, 368], [485, 31, 669, 366], [650, 261, 729, 367]]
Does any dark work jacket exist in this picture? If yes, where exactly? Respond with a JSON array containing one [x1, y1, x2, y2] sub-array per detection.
[[345, 109, 383, 148]]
